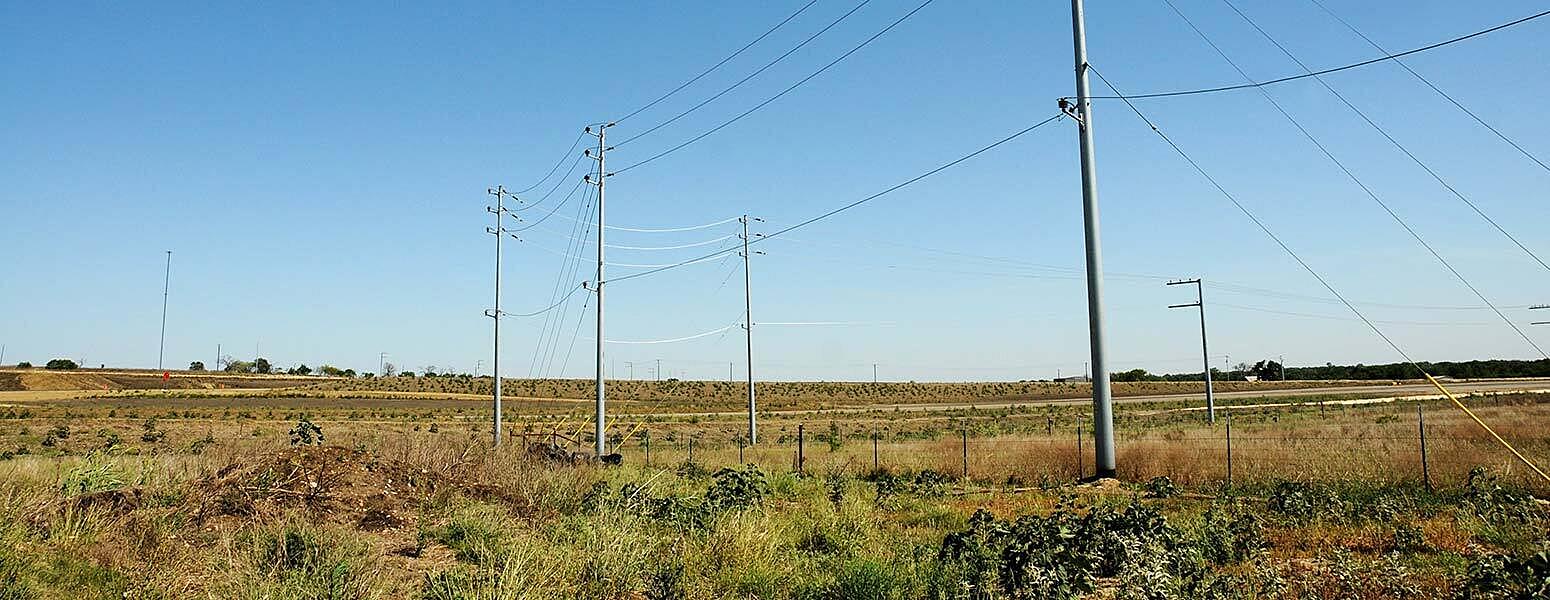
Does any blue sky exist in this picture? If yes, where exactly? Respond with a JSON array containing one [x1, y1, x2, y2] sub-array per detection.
[[3, 1, 1547, 381]]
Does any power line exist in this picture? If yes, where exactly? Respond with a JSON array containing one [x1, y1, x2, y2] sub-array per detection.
[[608, 114, 1065, 284], [612, 0, 938, 175], [1277, 0, 1549, 273], [1088, 65, 1549, 482], [1072, 7, 1550, 101], [512, 152, 588, 213], [514, 131, 586, 194], [501, 283, 588, 318], [546, 212, 743, 233], [1214, 302, 1495, 327], [614, 0, 833, 136], [1305, 0, 1550, 177], [1158, 0, 1547, 359], [511, 176, 589, 233], [535, 181, 600, 377]]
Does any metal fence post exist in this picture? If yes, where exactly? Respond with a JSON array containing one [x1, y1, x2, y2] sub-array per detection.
[[1418, 403, 1431, 490], [1047, 416, 1053, 436], [644, 431, 651, 466], [1077, 426, 1084, 480], [797, 425, 806, 475], [688, 438, 695, 463], [872, 431, 879, 472], [1225, 413, 1234, 487], [961, 429, 969, 481]]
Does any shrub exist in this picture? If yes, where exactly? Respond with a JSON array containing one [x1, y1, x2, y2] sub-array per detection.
[[1460, 544, 1550, 599], [706, 464, 769, 510], [1145, 476, 1179, 499], [15, 362, 31, 369], [288, 418, 323, 446], [44, 359, 78, 370]]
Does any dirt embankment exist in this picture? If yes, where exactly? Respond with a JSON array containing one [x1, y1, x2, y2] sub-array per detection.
[[0, 369, 319, 392]]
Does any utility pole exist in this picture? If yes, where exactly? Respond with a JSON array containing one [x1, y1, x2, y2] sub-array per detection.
[[1064, 0, 1115, 479], [158, 250, 171, 379], [1279, 354, 1286, 381], [1168, 278, 1214, 423], [216, 343, 221, 371], [584, 122, 614, 457], [656, 358, 661, 382], [474, 359, 482, 378], [486, 185, 519, 446], [728, 362, 733, 383], [873, 363, 878, 384], [740, 215, 764, 444], [626, 361, 634, 380], [379, 352, 388, 377]]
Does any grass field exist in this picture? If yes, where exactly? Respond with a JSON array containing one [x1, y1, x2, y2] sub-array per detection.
[[1, 378, 1548, 598]]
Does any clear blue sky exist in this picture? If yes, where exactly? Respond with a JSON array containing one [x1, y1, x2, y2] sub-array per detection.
[[3, 1, 1547, 381]]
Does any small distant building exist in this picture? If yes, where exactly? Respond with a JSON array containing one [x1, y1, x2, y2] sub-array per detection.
[[1054, 375, 1091, 383]]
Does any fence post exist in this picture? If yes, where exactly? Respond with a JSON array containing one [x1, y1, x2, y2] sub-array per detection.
[[1047, 416, 1053, 436], [739, 439, 745, 464], [1418, 403, 1431, 490], [798, 425, 806, 475], [872, 431, 879, 472], [644, 431, 651, 466], [1076, 426, 1084, 480], [1225, 413, 1233, 487], [961, 429, 969, 481], [689, 438, 695, 463]]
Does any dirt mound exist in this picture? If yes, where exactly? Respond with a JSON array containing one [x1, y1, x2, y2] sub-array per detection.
[[191, 446, 444, 530]]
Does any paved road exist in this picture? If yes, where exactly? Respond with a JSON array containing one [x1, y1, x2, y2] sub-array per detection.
[[619, 379, 1550, 419]]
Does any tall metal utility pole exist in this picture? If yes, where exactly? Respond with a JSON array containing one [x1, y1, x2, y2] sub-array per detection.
[[158, 250, 172, 377], [1066, 0, 1116, 479], [739, 215, 764, 444], [1167, 278, 1215, 423], [626, 361, 634, 380], [486, 185, 518, 446], [873, 363, 878, 384], [474, 359, 482, 378], [584, 123, 614, 457], [216, 344, 221, 370], [656, 358, 661, 382], [379, 352, 388, 377]]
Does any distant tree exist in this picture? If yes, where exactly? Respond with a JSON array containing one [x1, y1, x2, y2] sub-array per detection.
[[318, 365, 345, 377], [189, 361, 205, 371], [291, 364, 312, 376], [253, 358, 272, 374], [44, 359, 79, 370], [225, 360, 254, 373], [400, 371, 416, 378], [382, 362, 397, 377], [343, 368, 357, 378], [1249, 360, 1283, 381], [16, 362, 32, 369], [422, 365, 439, 377]]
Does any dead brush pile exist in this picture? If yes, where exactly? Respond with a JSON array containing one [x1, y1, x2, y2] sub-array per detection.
[[190, 445, 449, 531]]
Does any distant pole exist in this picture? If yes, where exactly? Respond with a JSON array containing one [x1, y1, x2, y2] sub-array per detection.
[[729, 362, 733, 383], [216, 343, 220, 370], [158, 250, 171, 377], [379, 352, 388, 377], [740, 215, 764, 444], [873, 363, 878, 384], [1168, 278, 1214, 423], [1280, 354, 1286, 381], [656, 358, 661, 382], [486, 184, 518, 446], [1, 344, 5, 366], [475, 359, 482, 378], [797, 424, 805, 474], [872, 431, 879, 471], [626, 361, 634, 380], [585, 123, 614, 458]]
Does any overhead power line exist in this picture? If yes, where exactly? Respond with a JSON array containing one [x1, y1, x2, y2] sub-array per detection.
[[614, 0, 820, 124], [514, 131, 586, 194], [615, 0, 853, 144], [1070, 7, 1550, 101], [613, 0, 938, 175], [511, 176, 589, 233], [1306, 0, 1550, 177], [1218, 0, 1550, 274], [502, 284, 589, 318], [607, 114, 1064, 284], [1158, 0, 1547, 359], [1088, 65, 1549, 483], [545, 212, 743, 233], [513, 152, 588, 212]]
